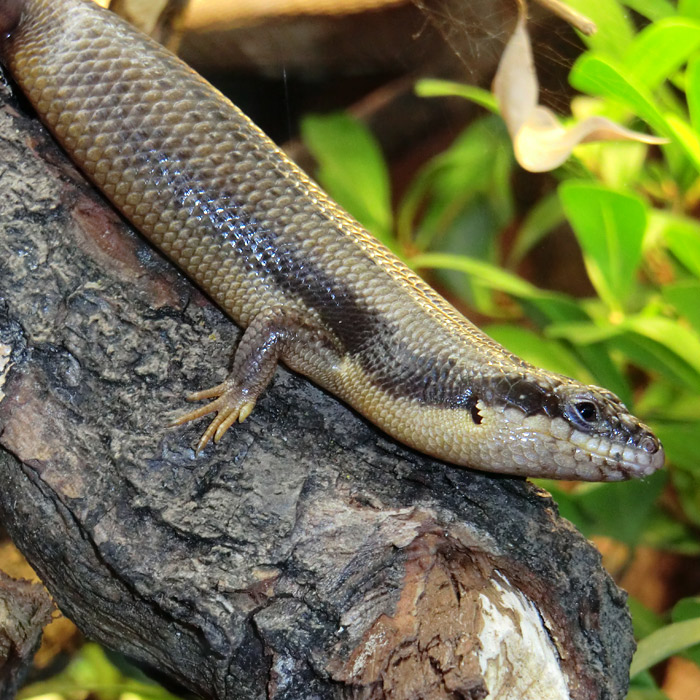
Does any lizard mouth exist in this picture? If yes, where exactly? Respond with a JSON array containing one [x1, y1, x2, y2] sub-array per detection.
[[490, 405, 665, 481], [565, 427, 665, 480]]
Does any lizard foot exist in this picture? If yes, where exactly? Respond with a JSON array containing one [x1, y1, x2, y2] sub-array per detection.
[[170, 381, 256, 454]]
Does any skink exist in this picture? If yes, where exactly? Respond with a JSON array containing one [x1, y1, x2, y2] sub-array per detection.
[[0, 0, 664, 480]]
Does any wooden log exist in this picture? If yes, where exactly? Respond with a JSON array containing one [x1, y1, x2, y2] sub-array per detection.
[[0, 569, 53, 700], [0, 75, 634, 699]]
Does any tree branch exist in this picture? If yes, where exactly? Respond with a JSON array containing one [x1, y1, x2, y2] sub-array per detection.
[[0, 79, 633, 700]]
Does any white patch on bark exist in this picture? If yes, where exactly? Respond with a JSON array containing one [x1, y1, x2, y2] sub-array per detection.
[[478, 572, 571, 699], [0, 343, 12, 403]]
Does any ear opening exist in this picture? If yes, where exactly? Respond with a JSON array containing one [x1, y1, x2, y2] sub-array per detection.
[[470, 401, 483, 425]]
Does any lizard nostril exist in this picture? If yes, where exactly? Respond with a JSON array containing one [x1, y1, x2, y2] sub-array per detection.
[[640, 435, 659, 454]]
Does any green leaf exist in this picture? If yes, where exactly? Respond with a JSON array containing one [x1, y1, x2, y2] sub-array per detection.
[[663, 281, 700, 332], [69, 643, 121, 692], [629, 596, 664, 639], [679, 0, 700, 19], [559, 182, 648, 310], [623, 0, 676, 21], [428, 203, 505, 312], [611, 333, 700, 392], [672, 462, 700, 527], [587, 140, 649, 191], [575, 343, 632, 405], [655, 422, 700, 527], [409, 252, 556, 300], [414, 78, 498, 113], [398, 117, 513, 252], [631, 618, 700, 676], [507, 192, 565, 267], [661, 423, 700, 473], [688, 57, 700, 134], [636, 379, 700, 422], [19, 643, 184, 700], [626, 686, 670, 700], [658, 422, 700, 528], [673, 597, 700, 622], [624, 18, 700, 91], [656, 213, 700, 277], [664, 114, 700, 173], [546, 320, 623, 345], [564, 0, 636, 56], [571, 54, 700, 170], [570, 54, 670, 137], [484, 324, 593, 381], [496, 294, 631, 403], [641, 507, 700, 555], [576, 470, 667, 547], [541, 472, 666, 544], [301, 112, 394, 246], [672, 598, 700, 667], [624, 316, 700, 376], [519, 295, 588, 326]]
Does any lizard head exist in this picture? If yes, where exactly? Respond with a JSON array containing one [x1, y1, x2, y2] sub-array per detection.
[[457, 375, 665, 481]]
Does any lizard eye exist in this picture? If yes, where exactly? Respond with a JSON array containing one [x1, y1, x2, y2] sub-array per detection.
[[573, 401, 598, 424], [563, 397, 603, 431]]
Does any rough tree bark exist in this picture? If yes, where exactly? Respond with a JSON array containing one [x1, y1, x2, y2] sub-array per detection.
[[0, 569, 54, 700], [0, 76, 635, 699]]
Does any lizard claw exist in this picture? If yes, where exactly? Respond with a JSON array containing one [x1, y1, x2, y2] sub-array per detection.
[[170, 382, 256, 454]]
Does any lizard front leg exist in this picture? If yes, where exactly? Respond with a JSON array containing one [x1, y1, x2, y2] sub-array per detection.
[[172, 307, 341, 454]]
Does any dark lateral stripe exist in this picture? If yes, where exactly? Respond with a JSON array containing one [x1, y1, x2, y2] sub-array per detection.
[[144, 151, 562, 412], [151, 151, 396, 355], [484, 375, 562, 417]]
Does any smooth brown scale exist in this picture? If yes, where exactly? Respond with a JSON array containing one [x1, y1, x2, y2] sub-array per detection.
[[0, 0, 665, 480]]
